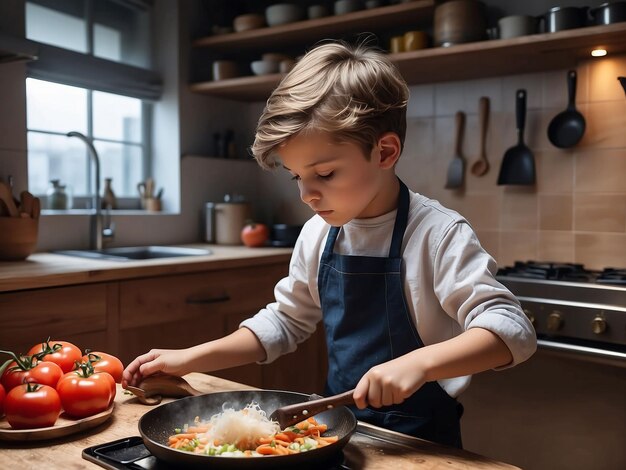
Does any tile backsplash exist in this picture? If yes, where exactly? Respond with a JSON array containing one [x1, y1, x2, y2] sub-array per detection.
[[396, 55, 626, 270]]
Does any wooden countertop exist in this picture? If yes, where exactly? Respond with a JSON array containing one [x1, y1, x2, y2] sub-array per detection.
[[0, 373, 518, 469], [0, 245, 292, 292]]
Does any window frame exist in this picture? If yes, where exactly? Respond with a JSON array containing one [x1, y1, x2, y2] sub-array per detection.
[[24, 0, 160, 202]]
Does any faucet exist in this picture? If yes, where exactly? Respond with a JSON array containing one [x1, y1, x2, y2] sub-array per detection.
[[66, 131, 115, 250]]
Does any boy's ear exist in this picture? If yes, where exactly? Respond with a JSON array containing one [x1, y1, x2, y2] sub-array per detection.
[[374, 132, 401, 169]]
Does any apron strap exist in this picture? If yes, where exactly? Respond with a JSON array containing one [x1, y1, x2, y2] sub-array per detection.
[[388, 180, 410, 258]]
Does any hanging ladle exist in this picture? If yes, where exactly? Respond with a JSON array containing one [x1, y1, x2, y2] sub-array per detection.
[[470, 97, 490, 177]]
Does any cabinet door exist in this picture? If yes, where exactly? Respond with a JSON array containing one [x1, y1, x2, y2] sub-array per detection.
[[262, 327, 328, 394], [117, 263, 287, 367], [0, 283, 111, 356]]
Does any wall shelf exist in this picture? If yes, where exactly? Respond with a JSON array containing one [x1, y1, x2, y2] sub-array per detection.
[[192, 0, 435, 52], [189, 13, 626, 102]]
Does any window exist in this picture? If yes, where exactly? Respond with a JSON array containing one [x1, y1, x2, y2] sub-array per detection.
[[27, 78, 146, 198], [25, 0, 160, 203]]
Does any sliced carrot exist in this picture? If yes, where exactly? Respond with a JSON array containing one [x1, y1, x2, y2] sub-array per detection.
[[186, 426, 209, 433], [256, 445, 278, 455]]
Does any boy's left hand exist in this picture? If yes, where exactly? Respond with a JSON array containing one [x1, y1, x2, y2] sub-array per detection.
[[353, 355, 427, 409]]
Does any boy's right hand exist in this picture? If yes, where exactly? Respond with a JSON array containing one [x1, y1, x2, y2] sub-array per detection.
[[121, 348, 192, 389]]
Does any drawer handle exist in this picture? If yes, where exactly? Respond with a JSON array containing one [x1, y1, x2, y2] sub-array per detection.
[[185, 294, 231, 305]]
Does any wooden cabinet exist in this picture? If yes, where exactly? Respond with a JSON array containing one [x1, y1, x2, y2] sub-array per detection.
[[0, 283, 115, 356], [219, 310, 328, 394], [0, 257, 328, 394], [117, 261, 328, 393], [117, 263, 286, 367]]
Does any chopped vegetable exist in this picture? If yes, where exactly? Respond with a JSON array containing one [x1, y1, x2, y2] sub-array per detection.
[[168, 403, 337, 457]]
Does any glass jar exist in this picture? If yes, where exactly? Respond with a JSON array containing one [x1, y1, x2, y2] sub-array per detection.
[[46, 179, 71, 210]]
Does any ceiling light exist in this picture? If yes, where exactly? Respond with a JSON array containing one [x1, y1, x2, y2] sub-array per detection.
[[591, 48, 607, 57]]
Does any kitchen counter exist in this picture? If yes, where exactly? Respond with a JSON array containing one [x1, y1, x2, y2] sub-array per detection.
[[0, 245, 292, 292], [0, 373, 518, 469]]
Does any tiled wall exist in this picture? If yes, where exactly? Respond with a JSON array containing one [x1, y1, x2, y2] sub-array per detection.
[[398, 55, 626, 270]]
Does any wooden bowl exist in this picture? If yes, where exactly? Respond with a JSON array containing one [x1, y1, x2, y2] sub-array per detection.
[[0, 216, 39, 261], [233, 13, 265, 32]]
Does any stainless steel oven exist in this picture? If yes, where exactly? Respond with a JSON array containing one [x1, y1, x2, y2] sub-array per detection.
[[497, 262, 626, 367], [459, 262, 626, 470]]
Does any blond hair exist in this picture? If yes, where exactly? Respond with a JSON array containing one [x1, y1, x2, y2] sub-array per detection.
[[251, 41, 409, 169]]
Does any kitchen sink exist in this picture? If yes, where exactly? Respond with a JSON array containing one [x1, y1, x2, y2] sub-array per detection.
[[54, 246, 212, 261]]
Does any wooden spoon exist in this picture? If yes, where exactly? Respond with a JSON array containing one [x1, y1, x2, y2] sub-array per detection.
[[19, 191, 34, 218], [0, 182, 19, 217], [31, 197, 41, 219], [471, 96, 490, 177], [126, 375, 204, 405], [269, 389, 355, 429]]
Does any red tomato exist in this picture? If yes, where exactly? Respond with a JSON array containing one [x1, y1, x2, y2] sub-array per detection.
[[4, 383, 61, 429], [0, 383, 5, 416], [241, 223, 269, 247], [1, 357, 63, 391], [80, 352, 124, 383], [56, 363, 115, 418], [28, 339, 82, 373]]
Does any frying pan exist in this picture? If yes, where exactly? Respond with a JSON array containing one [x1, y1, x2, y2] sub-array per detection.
[[138, 390, 357, 469], [547, 70, 585, 148]]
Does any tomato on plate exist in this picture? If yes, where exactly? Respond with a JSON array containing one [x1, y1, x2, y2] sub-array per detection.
[[0, 351, 63, 391], [28, 339, 82, 373], [56, 361, 115, 419], [0, 383, 5, 417], [80, 351, 124, 383], [4, 383, 61, 429], [241, 222, 269, 247]]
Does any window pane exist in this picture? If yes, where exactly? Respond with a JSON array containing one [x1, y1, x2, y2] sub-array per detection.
[[26, 1, 87, 54], [28, 131, 89, 197], [26, 78, 87, 134], [93, 91, 142, 142], [93, 0, 151, 68], [94, 141, 143, 197]]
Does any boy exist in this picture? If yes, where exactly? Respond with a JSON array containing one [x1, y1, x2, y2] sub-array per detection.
[[122, 42, 536, 448]]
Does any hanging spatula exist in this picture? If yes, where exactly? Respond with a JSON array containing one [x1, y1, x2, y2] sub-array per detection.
[[445, 111, 466, 189]]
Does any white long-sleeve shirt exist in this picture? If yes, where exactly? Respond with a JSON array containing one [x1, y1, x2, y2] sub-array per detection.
[[241, 190, 537, 397]]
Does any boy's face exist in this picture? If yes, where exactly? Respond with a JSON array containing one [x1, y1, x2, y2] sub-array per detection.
[[278, 131, 398, 226]]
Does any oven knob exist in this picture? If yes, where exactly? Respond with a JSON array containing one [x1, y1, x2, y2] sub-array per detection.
[[547, 311, 563, 332], [523, 309, 536, 328], [591, 315, 607, 335]]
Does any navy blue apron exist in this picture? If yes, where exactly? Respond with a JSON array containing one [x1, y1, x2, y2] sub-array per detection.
[[318, 180, 463, 448]]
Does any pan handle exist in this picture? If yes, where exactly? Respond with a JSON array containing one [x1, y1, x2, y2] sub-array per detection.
[[516, 89, 527, 145], [271, 389, 356, 429], [567, 70, 577, 110]]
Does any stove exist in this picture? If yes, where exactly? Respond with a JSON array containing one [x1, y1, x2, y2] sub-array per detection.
[[496, 261, 626, 366], [82, 422, 461, 469]]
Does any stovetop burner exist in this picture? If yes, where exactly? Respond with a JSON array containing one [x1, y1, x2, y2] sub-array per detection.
[[83, 436, 350, 470], [497, 261, 626, 285]]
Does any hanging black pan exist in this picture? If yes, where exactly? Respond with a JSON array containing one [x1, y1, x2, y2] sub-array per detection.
[[547, 70, 586, 148], [138, 389, 357, 469]]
